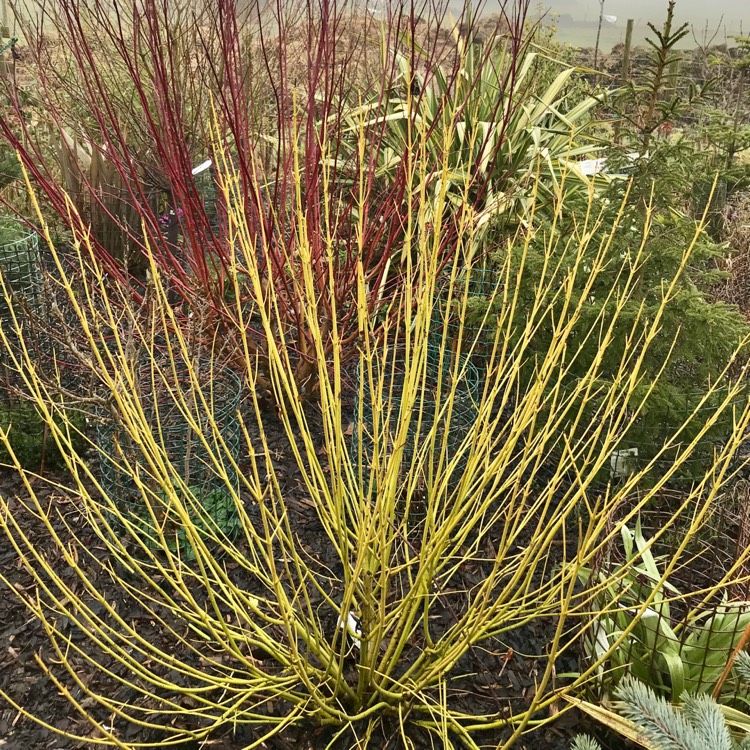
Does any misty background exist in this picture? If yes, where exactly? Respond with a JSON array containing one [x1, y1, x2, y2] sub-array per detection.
[[541, 0, 743, 27], [484, 0, 746, 49]]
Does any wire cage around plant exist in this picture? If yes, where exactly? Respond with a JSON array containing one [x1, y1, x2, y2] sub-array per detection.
[[0, 218, 44, 395], [171, 156, 264, 292], [351, 342, 481, 514], [97, 356, 243, 562], [432, 265, 501, 383], [0, 217, 43, 316], [191, 155, 248, 239], [34, 244, 100, 397], [192, 158, 222, 234], [580, 488, 750, 705], [0, 226, 92, 467], [606, 385, 750, 488]]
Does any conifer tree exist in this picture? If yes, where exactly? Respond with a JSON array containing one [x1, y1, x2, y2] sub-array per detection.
[[477, 2, 750, 483], [572, 676, 750, 750]]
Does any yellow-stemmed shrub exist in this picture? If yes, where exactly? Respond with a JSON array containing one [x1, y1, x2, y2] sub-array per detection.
[[1, 144, 750, 750]]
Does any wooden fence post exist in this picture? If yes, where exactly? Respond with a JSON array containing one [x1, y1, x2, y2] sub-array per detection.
[[621, 19, 634, 85]]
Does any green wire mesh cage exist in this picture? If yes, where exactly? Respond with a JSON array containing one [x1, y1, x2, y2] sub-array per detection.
[[351, 343, 481, 500], [0, 217, 45, 402], [0, 217, 42, 317], [97, 357, 243, 561], [192, 158, 222, 233], [432, 265, 500, 382], [606, 385, 750, 488]]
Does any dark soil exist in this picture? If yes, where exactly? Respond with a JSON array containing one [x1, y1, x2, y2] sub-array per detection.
[[0, 401, 630, 750]]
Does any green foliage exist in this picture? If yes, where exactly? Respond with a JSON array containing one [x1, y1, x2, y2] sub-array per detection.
[[605, 2, 718, 206], [0, 149, 21, 191], [700, 109, 750, 168], [578, 520, 750, 702], [735, 37, 750, 73], [0, 219, 27, 248], [736, 652, 750, 684], [570, 736, 601, 750], [481, 187, 750, 479], [339, 26, 601, 235], [610, 0, 699, 152], [432, 10, 750, 483], [573, 678, 750, 750], [472, 5, 749, 476], [695, 36, 750, 192], [607, 4, 750, 237], [620, 679, 737, 749], [127, 484, 241, 563], [0, 402, 86, 469]]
